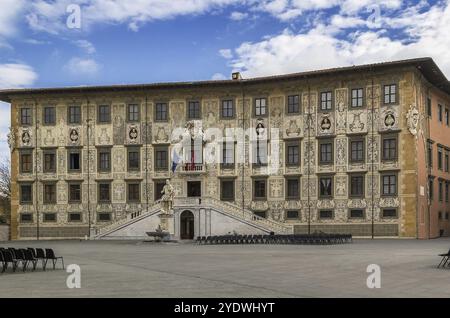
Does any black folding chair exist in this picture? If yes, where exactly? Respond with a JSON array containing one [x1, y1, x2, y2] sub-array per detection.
[[45, 249, 65, 270], [23, 249, 38, 271], [35, 248, 47, 270], [0, 250, 6, 273], [2, 250, 18, 272], [437, 248, 450, 268]]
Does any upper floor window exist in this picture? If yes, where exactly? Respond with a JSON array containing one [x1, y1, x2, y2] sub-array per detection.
[[220, 180, 235, 201], [43, 107, 56, 125], [222, 142, 234, 167], [429, 178, 434, 200], [155, 103, 168, 121], [351, 88, 363, 108], [43, 150, 56, 173], [221, 100, 234, 118], [20, 184, 33, 204], [350, 175, 364, 197], [383, 84, 397, 104], [254, 98, 267, 117], [427, 98, 432, 117], [98, 148, 111, 172], [155, 147, 168, 170], [68, 149, 81, 172], [382, 135, 397, 161], [43, 183, 56, 204], [287, 95, 300, 114], [286, 178, 300, 200], [21, 108, 32, 125], [445, 152, 449, 172], [20, 152, 32, 174], [253, 179, 267, 200], [286, 142, 300, 166], [446, 108, 449, 126], [127, 183, 140, 202], [350, 139, 365, 162], [188, 101, 201, 119], [320, 91, 332, 111], [127, 104, 139, 122], [69, 183, 81, 203], [319, 176, 333, 198], [98, 183, 111, 203], [127, 147, 140, 171], [68, 106, 81, 124], [438, 104, 443, 122], [438, 147, 443, 170], [382, 174, 397, 196], [98, 105, 111, 123], [319, 139, 333, 164]]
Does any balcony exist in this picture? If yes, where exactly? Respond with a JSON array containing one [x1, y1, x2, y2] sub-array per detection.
[[180, 163, 206, 174]]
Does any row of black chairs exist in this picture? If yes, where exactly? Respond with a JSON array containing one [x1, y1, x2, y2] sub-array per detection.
[[0, 247, 64, 273], [196, 234, 352, 245], [437, 248, 450, 268]]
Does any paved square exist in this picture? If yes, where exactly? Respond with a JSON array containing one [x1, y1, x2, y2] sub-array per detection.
[[1, 238, 449, 298]]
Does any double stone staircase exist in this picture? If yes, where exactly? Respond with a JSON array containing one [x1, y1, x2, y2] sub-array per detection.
[[94, 197, 293, 239]]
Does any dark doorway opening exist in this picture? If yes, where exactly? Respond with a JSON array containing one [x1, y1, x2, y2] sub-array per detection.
[[180, 210, 195, 240], [187, 181, 201, 197]]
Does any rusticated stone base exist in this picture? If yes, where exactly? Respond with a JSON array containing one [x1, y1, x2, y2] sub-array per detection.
[[19, 226, 89, 238], [294, 223, 399, 236]]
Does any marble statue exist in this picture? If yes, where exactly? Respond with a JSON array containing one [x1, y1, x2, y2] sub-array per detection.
[[160, 179, 175, 214]]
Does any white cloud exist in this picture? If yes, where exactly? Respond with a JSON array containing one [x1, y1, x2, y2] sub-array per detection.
[[0, 64, 38, 89], [0, 0, 25, 37], [211, 73, 227, 80], [219, 49, 233, 59], [226, 0, 450, 78], [230, 11, 248, 21], [74, 40, 96, 54], [64, 57, 100, 75]]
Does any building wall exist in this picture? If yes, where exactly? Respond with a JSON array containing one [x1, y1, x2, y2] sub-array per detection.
[[8, 65, 449, 239]]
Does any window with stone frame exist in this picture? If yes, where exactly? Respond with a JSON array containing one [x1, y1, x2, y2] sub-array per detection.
[[98, 104, 111, 123], [351, 88, 364, 108], [445, 151, 449, 172], [98, 182, 111, 203], [221, 142, 235, 168], [221, 99, 234, 118], [427, 98, 432, 117], [155, 102, 168, 121], [252, 140, 268, 166], [21, 107, 32, 125], [20, 213, 33, 222], [127, 104, 139, 122], [20, 151, 33, 174], [350, 138, 365, 162], [381, 173, 397, 196], [98, 147, 111, 172], [319, 210, 333, 219], [220, 179, 235, 201], [319, 176, 333, 198], [68, 149, 82, 172], [286, 177, 300, 200], [43, 213, 57, 222], [188, 101, 201, 119], [127, 183, 140, 202], [20, 184, 33, 204], [286, 210, 300, 219], [350, 174, 365, 198], [98, 213, 112, 222], [68, 213, 82, 222], [43, 150, 56, 173], [349, 209, 365, 219], [319, 139, 333, 164], [446, 182, 449, 203], [286, 140, 300, 166], [287, 95, 300, 114], [429, 178, 434, 201], [383, 84, 397, 104], [382, 208, 397, 218], [320, 91, 333, 111], [68, 183, 82, 203], [382, 134, 397, 161], [446, 108, 449, 126], [43, 183, 56, 204], [427, 142, 433, 167], [43, 106, 56, 125], [68, 105, 81, 124], [438, 147, 443, 170], [127, 147, 140, 171], [253, 179, 267, 200], [438, 104, 443, 122], [154, 146, 168, 170], [254, 98, 267, 116], [439, 180, 444, 202]]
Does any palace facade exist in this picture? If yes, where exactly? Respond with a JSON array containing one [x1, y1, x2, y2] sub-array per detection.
[[1, 57, 450, 240]]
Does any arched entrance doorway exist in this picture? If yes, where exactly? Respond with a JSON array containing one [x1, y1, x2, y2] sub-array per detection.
[[180, 210, 195, 240]]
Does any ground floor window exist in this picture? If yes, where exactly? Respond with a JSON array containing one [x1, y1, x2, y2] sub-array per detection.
[[220, 180, 235, 201], [253, 211, 266, 218], [43, 213, 57, 222], [286, 210, 300, 219], [20, 213, 33, 222], [68, 212, 82, 222], [319, 210, 333, 219], [382, 208, 397, 218], [349, 209, 364, 219], [98, 213, 112, 222]]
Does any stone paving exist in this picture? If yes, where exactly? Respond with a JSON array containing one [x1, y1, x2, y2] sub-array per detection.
[[0, 238, 449, 298]]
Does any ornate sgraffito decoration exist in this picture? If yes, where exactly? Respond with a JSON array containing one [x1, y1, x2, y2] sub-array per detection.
[[270, 201, 284, 221], [129, 127, 138, 140], [384, 111, 395, 127], [269, 179, 283, 198], [98, 128, 111, 145], [406, 104, 419, 137], [285, 119, 301, 137], [348, 111, 365, 132], [7, 127, 15, 151], [113, 108, 125, 144], [335, 176, 347, 197], [379, 107, 399, 131], [336, 138, 347, 166], [126, 124, 140, 144], [69, 128, 79, 144], [379, 197, 400, 208], [318, 113, 334, 135], [21, 129, 32, 147], [43, 129, 55, 146], [250, 201, 269, 211]]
